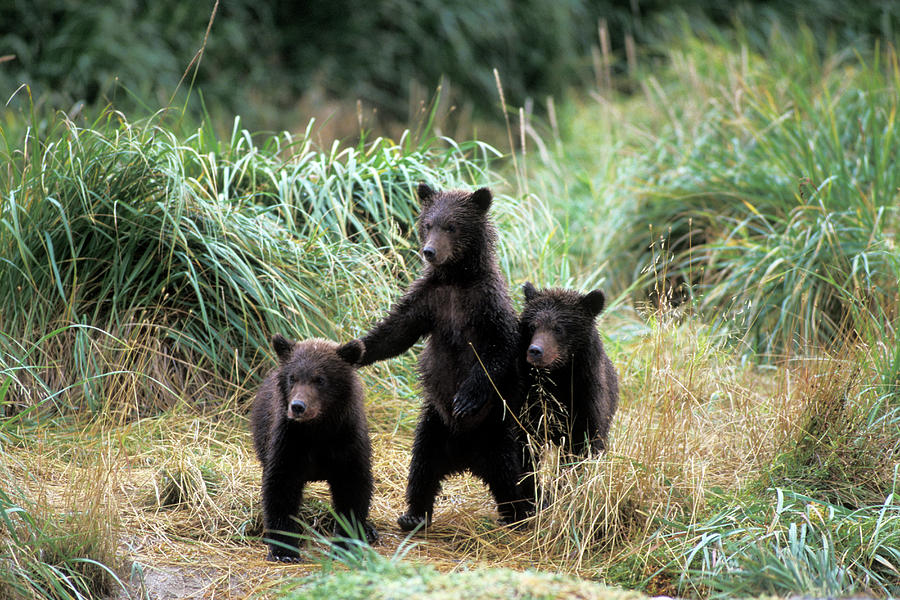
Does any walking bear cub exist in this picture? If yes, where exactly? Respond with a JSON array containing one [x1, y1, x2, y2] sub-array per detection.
[[252, 335, 376, 562], [338, 184, 532, 531], [518, 283, 619, 456]]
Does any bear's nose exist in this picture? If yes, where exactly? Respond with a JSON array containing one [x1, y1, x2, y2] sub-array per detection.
[[422, 246, 436, 261], [290, 400, 306, 416], [528, 345, 543, 359]]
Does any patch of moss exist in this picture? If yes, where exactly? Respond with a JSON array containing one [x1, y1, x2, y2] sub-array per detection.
[[286, 558, 644, 600]]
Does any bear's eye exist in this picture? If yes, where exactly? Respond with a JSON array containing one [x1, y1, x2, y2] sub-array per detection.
[[312, 375, 325, 386], [287, 374, 295, 385], [553, 325, 564, 335], [445, 224, 456, 233], [424, 221, 433, 231]]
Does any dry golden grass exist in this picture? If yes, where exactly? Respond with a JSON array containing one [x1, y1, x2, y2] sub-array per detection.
[[1, 433, 124, 599], [3, 312, 863, 599], [514, 315, 794, 578]]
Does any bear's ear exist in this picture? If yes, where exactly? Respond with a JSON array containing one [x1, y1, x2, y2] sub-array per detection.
[[417, 182, 435, 206], [469, 187, 492, 213], [336, 339, 364, 366], [271, 334, 295, 362], [523, 281, 538, 302], [581, 289, 606, 317]]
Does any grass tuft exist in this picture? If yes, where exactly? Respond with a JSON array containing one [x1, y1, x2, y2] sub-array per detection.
[[0, 455, 124, 599]]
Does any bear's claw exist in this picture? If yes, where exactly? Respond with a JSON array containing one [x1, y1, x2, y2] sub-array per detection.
[[364, 522, 379, 544], [266, 551, 303, 563], [451, 392, 484, 419]]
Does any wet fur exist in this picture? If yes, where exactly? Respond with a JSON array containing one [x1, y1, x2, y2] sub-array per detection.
[[518, 284, 619, 456], [251, 336, 374, 561], [338, 184, 532, 530]]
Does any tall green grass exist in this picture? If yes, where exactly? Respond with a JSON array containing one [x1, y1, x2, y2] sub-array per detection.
[[525, 17, 900, 353], [640, 27, 900, 351], [0, 107, 508, 419], [672, 487, 900, 598]]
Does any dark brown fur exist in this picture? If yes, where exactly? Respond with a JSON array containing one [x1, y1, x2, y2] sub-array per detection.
[[518, 283, 619, 456], [338, 184, 532, 531], [251, 335, 375, 561]]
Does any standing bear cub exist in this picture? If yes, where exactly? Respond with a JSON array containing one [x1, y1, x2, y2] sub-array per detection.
[[338, 184, 532, 531], [518, 283, 619, 456], [252, 335, 376, 562]]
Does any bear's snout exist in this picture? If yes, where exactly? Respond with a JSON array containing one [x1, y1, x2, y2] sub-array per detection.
[[290, 399, 306, 416], [421, 230, 453, 265], [527, 330, 560, 368], [285, 385, 320, 422]]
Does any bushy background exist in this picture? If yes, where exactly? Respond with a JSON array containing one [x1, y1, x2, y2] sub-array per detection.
[[4, 0, 898, 130]]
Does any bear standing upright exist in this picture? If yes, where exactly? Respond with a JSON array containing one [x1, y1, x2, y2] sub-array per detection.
[[518, 283, 619, 456], [252, 335, 375, 561], [338, 184, 532, 531]]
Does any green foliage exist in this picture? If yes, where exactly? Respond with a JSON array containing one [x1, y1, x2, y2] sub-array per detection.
[[670, 488, 900, 598], [532, 14, 900, 352], [0, 107, 499, 417], [287, 0, 603, 119], [0, 0, 279, 118], [679, 39, 900, 351], [0, 0, 613, 128], [3, 0, 899, 133]]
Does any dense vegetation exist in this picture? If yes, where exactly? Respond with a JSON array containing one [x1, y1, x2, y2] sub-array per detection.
[[1, 3, 899, 599], [3, 1, 899, 130]]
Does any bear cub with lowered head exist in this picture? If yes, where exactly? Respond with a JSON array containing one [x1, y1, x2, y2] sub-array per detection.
[[518, 283, 619, 456], [252, 335, 376, 562], [339, 184, 532, 532]]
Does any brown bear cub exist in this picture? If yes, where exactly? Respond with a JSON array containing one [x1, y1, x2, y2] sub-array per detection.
[[338, 184, 532, 531], [518, 283, 619, 456], [252, 335, 376, 562]]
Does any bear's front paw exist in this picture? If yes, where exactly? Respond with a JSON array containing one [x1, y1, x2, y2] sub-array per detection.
[[397, 512, 430, 532], [266, 548, 304, 563], [336, 339, 365, 366], [451, 392, 484, 419]]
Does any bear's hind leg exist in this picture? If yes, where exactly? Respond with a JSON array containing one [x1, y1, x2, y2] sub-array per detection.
[[399, 408, 453, 531], [472, 435, 534, 527]]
